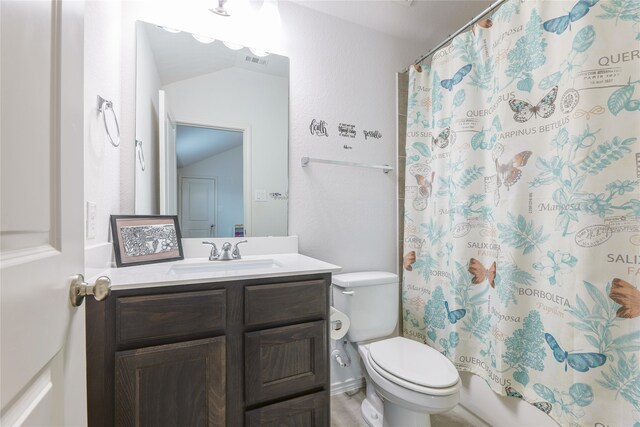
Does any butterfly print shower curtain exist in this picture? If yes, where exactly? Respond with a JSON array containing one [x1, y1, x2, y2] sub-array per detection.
[[402, 1, 639, 425]]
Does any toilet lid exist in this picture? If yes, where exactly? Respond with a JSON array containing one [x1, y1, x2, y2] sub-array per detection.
[[368, 337, 459, 388]]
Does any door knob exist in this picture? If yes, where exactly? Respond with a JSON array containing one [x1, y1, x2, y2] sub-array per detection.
[[69, 274, 111, 307]]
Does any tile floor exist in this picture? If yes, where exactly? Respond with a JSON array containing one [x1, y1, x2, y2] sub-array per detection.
[[331, 389, 475, 427]]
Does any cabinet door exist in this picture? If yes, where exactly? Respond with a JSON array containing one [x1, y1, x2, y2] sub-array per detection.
[[245, 321, 327, 405], [245, 391, 328, 427], [115, 337, 225, 427]]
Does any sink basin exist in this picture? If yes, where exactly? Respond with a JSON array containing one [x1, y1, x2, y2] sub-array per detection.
[[169, 258, 282, 275]]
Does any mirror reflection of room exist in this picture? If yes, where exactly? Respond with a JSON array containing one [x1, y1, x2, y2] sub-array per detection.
[[134, 22, 289, 238], [176, 125, 243, 238]]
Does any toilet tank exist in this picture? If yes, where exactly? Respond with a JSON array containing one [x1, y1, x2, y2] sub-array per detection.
[[332, 272, 399, 343]]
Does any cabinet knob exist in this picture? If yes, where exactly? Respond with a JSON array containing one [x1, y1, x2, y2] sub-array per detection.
[[69, 274, 111, 307]]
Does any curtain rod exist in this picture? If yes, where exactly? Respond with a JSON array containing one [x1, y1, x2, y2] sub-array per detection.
[[402, 0, 509, 73]]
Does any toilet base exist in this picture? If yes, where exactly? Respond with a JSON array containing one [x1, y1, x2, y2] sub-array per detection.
[[382, 401, 431, 427], [356, 342, 458, 427], [361, 393, 433, 427], [361, 397, 382, 427]]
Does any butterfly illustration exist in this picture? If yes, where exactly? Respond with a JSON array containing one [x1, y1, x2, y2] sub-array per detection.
[[505, 387, 553, 414], [412, 171, 435, 211], [609, 278, 640, 318], [472, 18, 493, 36], [496, 151, 532, 190], [494, 151, 533, 205], [477, 18, 493, 29], [543, 0, 599, 35], [544, 333, 607, 372], [468, 258, 497, 288], [508, 86, 558, 123], [444, 301, 466, 324], [432, 127, 454, 149], [440, 64, 472, 91], [532, 402, 553, 415]]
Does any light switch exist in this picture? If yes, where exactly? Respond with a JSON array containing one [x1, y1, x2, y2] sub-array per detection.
[[255, 190, 267, 202]]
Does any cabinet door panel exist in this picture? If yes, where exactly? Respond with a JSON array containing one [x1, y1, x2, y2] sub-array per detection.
[[245, 321, 326, 405], [245, 280, 326, 327], [116, 289, 226, 347], [115, 337, 225, 427], [245, 391, 328, 427]]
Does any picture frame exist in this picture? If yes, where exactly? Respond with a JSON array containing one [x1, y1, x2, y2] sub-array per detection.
[[110, 215, 184, 267]]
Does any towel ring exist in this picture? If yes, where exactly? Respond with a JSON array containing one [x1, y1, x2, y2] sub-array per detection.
[[135, 139, 146, 171], [98, 95, 120, 147]]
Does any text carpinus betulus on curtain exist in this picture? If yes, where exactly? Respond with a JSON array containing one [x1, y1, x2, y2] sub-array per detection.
[[402, 0, 639, 425]]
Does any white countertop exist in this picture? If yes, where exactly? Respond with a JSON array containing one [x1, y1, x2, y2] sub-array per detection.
[[96, 253, 342, 291]]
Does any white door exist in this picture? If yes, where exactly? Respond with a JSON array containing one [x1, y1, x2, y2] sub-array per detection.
[[1, 1, 88, 426], [159, 90, 177, 215], [180, 177, 217, 238]]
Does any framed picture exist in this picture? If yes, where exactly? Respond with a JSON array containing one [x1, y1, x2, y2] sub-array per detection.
[[110, 215, 184, 267]]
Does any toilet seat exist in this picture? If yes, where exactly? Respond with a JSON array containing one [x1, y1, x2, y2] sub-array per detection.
[[366, 337, 459, 396]]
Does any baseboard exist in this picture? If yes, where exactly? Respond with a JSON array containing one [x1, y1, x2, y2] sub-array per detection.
[[455, 403, 491, 427], [330, 377, 365, 396]]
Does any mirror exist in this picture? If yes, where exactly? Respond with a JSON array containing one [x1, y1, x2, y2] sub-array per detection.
[[134, 21, 289, 238]]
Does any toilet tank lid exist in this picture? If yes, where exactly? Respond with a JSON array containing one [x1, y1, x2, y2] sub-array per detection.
[[332, 271, 398, 288]]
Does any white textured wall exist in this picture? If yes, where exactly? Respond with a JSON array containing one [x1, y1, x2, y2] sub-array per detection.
[[134, 24, 161, 215], [178, 145, 244, 238], [282, 4, 415, 274], [84, 0, 122, 264]]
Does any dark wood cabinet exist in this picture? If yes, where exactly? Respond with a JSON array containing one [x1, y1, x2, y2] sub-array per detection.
[[116, 289, 226, 346], [245, 321, 327, 405], [245, 391, 328, 427], [244, 279, 327, 327], [86, 273, 331, 427], [115, 337, 226, 427]]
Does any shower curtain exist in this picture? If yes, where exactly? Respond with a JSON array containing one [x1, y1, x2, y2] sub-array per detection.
[[402, 1, 639, 425]]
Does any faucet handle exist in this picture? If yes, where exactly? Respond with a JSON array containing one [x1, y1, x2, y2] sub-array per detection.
[[232, 240, 248, 259], [202, 241, 219, 260]]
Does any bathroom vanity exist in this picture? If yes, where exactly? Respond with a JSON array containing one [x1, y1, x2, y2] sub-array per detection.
[[85, 254, 339, 427]]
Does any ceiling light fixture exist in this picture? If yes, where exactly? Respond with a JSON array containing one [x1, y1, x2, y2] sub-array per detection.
[[223, 41, 244, 50], [209, 0, 230, 17], [159, 26, 181, 33], [192, 34, 216, 44], [249, 48, 269, 57]]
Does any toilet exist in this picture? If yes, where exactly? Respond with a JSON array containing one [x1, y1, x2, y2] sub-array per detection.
[[332, 272, 460, 427]]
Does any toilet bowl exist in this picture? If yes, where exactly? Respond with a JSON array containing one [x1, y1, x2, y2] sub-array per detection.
[[357, 337, 460, 427], [332, 272, 461, 427]]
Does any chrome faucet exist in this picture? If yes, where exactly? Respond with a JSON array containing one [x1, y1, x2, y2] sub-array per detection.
[[202, 240, 248, 261], [232, 240, 248, 259], [218, 242, 235, 260], [202, 241, 219, 261]]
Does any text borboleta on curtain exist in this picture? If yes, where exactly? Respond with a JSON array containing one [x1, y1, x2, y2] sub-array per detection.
[[402, 0, 640, 425]]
